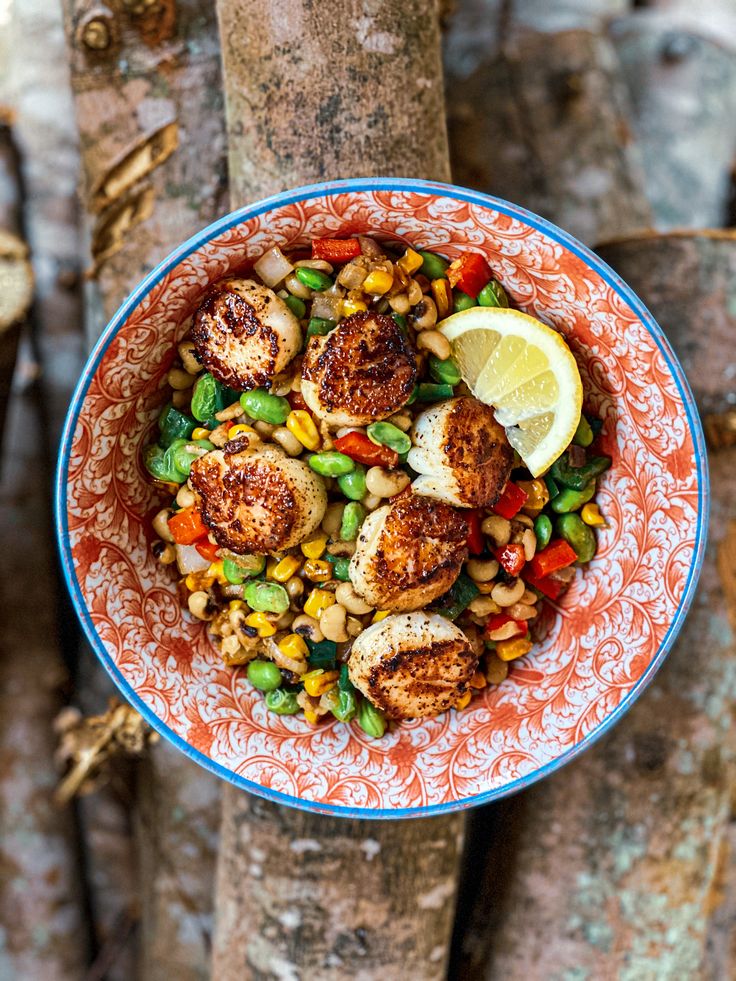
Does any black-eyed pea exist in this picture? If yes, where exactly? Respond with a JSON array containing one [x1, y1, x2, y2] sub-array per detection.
[[209, 424, 230, 447], [253, 420, 276, 439], [416, 330, 451, 360], [387, 411, 412, 432], [319, 602, 348, 642], [407, 278, 423, 305], [326, 540, 356, 557], [272, 426, 302, 456], [334, 581, 373, 615], [152, 541, 176, 564], [171, 390, 190, 409], [220, 634, 241, 658], [361, 492, 383, 511], [491, 578, 525, 607], [466, 558, 500, 583], [187, 591, 213, 620], [346, 616, 363, 638], [485, 654, 509, 686], [365, 466, 411, 498], [389, 292, 410, 314], [286, 577, 305, 602], [175, 484, 196, 509], [482, 514, 511, 547], [153, 508, 174, 542], [292, 613, 324, 643], [177, 340, 202, 375]]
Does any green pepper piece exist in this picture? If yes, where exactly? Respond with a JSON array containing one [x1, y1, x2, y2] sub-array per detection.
[[413, 383, 454, 402], [418, 250, 449, 280], [306, 638, 338, 669], [556, 513, 597, 563], [545, 475, 560, 499], [391, 312, 407, 332], [549, 452, 612, 491], [283, 294, 306, 319], [306, 317, 337, 339], [158, 404, 196, 447], [428, 355, 462, 386], [434, 572, 480, 620], [572, 415, 594, 447], [453, 291, 475, 313], [326, 554, 351, 581], [295, 267, 334, 291]]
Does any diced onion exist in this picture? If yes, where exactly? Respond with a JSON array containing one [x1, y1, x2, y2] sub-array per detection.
[[175, 544, 211, 575], [254, 246, 294, 288], [311, 292, 344, 321]]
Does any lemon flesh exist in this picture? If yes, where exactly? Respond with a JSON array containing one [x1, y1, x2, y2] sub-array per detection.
[[438, 307, 583, 477]]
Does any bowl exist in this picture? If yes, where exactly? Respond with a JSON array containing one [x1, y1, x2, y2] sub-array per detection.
[[55, 178, 708, 818]]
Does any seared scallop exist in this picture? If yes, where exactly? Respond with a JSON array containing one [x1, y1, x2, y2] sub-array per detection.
[[189, 441, 326, 554], [349, 495, 468, 612], [191, 278, 302, 390], [301, 311, 416, 426], [408, 396, 514, 508], [348, 612, 477, 720]]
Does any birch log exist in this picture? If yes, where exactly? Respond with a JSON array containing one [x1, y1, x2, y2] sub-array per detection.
[[212, 3, 464, 979], [60, 2, 229, 977], [464, 232, 736, 980], [444, 0, 652, 245]]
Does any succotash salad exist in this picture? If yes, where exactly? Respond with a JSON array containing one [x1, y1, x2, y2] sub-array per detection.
[[145, 235, 610, 737]]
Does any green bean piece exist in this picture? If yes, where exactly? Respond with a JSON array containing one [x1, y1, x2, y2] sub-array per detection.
[[283, 294, 306, 319], [247, 660, 283, 692], [434, 572, 479, 620], [428, 354, 461, 386], [295, 267, 334, 291], [549, 452, 612, 491], [326, 554, 351, 581], [413, 383, 454, 402], [477, 279, 509, 308], [306, 638, 338, 669], [391, 312, 407, 332], [550, 481, 596, 514], [144, 444, 187, 484], [339, 663, 354, 692], [545, 475, 560, 499], [358, 698, 387, 738], [572, 415, 594, 447], [239, 388, 290, 425], [158, 404, 196, 447], [265, 689, 301, 715], [244, 580, 290, 614], [340, 502, 366, 542], [453, 291, 475, 312], [556, 513, 597, 563], [418, 250, 449, 280], [366, 422, 411, 455], [306, 317, 337, 339], [337, 465, 367, 501], [534, 514, 553, 551], [308, 451, 355, 477]]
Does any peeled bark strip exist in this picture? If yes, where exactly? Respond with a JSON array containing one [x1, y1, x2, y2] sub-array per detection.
[[466, 233, 736, 980], [610, 12, 736, 228], [217, 0, 450, 203], [213, 3, 463, 979], [444, 2, 652, 244]]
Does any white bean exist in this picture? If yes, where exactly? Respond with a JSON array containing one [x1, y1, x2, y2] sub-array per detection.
[[153, 509, 174, 542], [508, 602, 537, 621], [416, 330, 451, 360], [466, 558, 499, 583], [468, 595, 501, 617], [188, 591, 212, 620], [482, 515, 511, 547], [319, 603, 348, 642], [365, 467, 411, 499], [335, 581, 373, 615], [272, 427, 302, 456], [167, 367, 196, 390], [175, 485, 196, 509], [521, 528, 537, 562], [491, 578, 525, 607]]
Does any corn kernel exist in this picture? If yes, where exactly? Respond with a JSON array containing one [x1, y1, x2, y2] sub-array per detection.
[[303, 588, 335, 620], [372, 610, 390, 623], [185, 574, 198, 591], [278, 633, 309, 661], [301, 533, 328, 560], [518, 479, 550, 517], [470, 670, 487, 690], [303, 558, 332, 582], [581, 503, 607, 527], [343, 297, 368, 316], [303, 668, 340, 697], [456, 690, 473, 710], [397, 247, 423, 276], [269, 555, 302, 582], [475, 583, 500, 599], [191, 427, 211, 440], [184, 572, 213, 591], [228, 423, 257, 440], [496, 637, 533, 662], [431, 278, 452, 319], [266, 557, 279, 579], [363, 269, 394, 295], [304, 708, 320, 725], [229, 600, 245, 611], [244, 611, 277, 637], [286, 409, 320, 451], [207, 560, 228, 584]]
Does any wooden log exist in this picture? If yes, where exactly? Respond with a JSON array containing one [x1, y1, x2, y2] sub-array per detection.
[[444, 1, 652, 245], [464, 232, 736, 980], [609, 12, 736, 228], [212, 3, 464, 979], [60, 1, 229, 976], [705, 809, 736, 981]]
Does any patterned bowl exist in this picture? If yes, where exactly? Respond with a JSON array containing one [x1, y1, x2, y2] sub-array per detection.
[[56, 179, 708, 818]]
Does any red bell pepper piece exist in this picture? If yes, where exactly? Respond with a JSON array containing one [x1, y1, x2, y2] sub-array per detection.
[[195, 539, 221, 562], [494, 543, 526, 577], [312, 238, 362, 262], [168, 506, 208, 545], [287, 391, 308, 412], [333, 431, 399, 468], [528, 539, 578, 579], [466, 510, 484, 555], [492, 481, 528, 519], [447, 252, 493, 299], [485, 612, 528, 637], [523, 569, 564, 601]]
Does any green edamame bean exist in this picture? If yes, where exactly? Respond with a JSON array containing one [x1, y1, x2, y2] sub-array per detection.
[[418, 250, 449, 280], [572, 414, 594, 447], [556, 513, 597, 563], [366, 422, 411, 455], [191, 373, 223, 422], [534, 514, 553, 551], [223, 555, 265, 584], [239, 389, 290, 425], [358, 698, 387, 738], [337, 465, 367, 501], [340, 502, 366, 541], [428, 355, 462, 386], [391, 312, 407, 332], [453, 291, 475, 312], [550, 481, 596, 514], [170, 439, 213, 476], [331, 688, 357, 722], [247, 660, 283, 692], [223, 558, 246, 584], [158, 404, 196, 447], [283, 294, 306, 319], [306, 317, 336, 339], [326, 554, 351, 581], [412, 383, 454, 402], [244, 580, 290, 614], [295, 267, 334, 291], [477, 279, 509, 308], [308, 451, 355, 477], [265, 689, 301, 715]]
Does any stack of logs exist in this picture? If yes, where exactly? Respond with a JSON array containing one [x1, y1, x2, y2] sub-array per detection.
[[0, 0, 733, 978]]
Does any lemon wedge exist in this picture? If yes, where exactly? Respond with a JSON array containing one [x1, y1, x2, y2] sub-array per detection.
[[438, 307, 582, 477]]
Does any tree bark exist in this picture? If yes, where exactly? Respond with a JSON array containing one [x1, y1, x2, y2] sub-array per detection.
[[212, 3, 463, 979], [444, 1, 652, 245], [464, 232, 736, 980], [609, 12, 736, 228], [60, 2, 229, 977]]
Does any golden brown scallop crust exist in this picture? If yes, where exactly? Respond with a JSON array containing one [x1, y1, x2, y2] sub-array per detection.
[[443, 397, 513, 507], [301, 311, 417, 424]]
